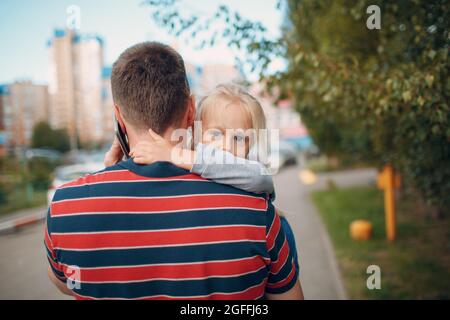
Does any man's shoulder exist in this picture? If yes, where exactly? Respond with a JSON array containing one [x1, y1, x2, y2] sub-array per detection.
[[50, 161, 270, 213], [62, 164, 115, 185], [51, 163, 124, 201]]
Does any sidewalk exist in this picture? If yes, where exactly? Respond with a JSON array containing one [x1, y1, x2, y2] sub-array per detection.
[[272, 165, 377, 299], [0, 205, 47, 234]]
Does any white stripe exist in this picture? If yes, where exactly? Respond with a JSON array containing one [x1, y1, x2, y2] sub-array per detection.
[[52, 224, 265, 236], [74, 265, 268, 284], [73, 278, 267, 300], [54, 239, 266, 251], [51, 205, 267, 218]]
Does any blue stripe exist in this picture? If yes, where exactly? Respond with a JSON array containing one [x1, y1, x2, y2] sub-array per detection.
[[51, 209, 266, 233], [73, 267, 268, 299], [56, 241, 269, 268]]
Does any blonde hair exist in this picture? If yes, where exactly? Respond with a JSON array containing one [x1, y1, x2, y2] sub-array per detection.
[[197, 83, 266, 131], [196, 83, 269, 162]]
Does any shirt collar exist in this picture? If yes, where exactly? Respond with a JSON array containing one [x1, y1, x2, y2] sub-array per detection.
[[117, 158, 190, 178]]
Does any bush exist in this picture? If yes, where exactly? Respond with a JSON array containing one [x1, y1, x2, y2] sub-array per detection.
[[144, 0, 450, 210], [282, 0, 449, 210]]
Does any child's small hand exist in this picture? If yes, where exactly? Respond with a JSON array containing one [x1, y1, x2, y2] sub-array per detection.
[[130, 129, 173, 165]]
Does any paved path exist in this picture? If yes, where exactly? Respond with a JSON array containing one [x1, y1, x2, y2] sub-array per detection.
[[0, 166, 377, 300]]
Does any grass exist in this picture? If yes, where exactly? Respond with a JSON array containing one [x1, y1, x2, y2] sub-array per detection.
[[311, 186, 450, 299]]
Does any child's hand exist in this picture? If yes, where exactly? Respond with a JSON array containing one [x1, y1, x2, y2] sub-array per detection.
[[104, 137, 124, 167], [130, 129, 173, 165]]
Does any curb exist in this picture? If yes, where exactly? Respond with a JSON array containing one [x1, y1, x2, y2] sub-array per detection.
[[317, 214, 348, 300], [0, 211, 45, 234]]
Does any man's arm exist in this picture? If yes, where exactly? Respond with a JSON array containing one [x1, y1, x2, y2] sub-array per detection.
[[266, 280, 304, 300], [264, 202, 303, 300]]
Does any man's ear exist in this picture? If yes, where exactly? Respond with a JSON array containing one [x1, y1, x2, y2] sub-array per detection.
[[114, 105, 127, 133], [186, 95, 196, 128]]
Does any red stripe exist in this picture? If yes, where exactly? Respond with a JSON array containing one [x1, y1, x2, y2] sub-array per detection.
[[65, 256, 266, 282], [51, 195, 267, 216], [270, 238, 289, 275], [52, 225, 265, 249], [266, 213, 281, 251], [60, 170, 206, 189]]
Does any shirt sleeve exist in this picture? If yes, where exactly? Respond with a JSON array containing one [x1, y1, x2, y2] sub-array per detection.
[[191, 143, 275, 195], [265, 201, 298, 294], [44, 207, 67, 283]]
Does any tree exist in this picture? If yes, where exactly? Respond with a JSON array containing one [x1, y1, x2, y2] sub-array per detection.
[[144, 0, 449, 211], [31, 121, 70, 153]]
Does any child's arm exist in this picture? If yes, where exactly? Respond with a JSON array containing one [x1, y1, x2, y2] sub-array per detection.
[[130, 130, 274, 195], [191, 143, 274, 195]]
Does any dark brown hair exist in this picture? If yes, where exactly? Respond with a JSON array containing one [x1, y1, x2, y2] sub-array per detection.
[[111, 42, 190, 134]]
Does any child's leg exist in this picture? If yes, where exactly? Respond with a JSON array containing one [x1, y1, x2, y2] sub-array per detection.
[[279, 215, 300, 277]]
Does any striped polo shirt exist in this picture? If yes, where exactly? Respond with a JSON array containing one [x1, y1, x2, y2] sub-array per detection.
[[45, 159, 298, 300]]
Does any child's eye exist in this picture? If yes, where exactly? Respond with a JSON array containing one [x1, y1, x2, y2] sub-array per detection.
[[210, 130, 223, 138], [234, 135, 245, 142]]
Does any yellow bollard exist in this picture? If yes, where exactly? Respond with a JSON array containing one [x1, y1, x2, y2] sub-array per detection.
[[377, 165, 398, 241]]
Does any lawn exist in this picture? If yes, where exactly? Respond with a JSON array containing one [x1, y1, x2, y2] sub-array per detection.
[[311, 186, 450, 299]]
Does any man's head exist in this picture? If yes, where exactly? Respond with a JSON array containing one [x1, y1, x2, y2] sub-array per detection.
[[111, 42, 194, 138]]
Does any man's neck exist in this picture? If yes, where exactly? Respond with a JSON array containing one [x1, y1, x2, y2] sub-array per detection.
[[127, 126, 180, 150]]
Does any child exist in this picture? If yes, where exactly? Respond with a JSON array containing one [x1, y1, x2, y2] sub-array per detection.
[[110, 84, 300, 277]]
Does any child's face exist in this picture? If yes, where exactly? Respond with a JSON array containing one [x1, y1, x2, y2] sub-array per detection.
[[201, 103, 252, 158]]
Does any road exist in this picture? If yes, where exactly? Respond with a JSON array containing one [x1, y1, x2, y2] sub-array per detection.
[[0, 217, 70, 299], [0, 164, 377, 300]]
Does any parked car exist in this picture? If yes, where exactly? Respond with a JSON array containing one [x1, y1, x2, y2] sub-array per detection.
[[24, 148, 61, 162], [47, 162, 104, 205]]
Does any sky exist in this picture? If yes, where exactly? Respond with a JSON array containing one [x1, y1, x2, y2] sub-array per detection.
[[0, 0, 284, 85]]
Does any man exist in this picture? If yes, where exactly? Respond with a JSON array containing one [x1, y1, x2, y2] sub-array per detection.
[[45, 42, 303, 300]]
